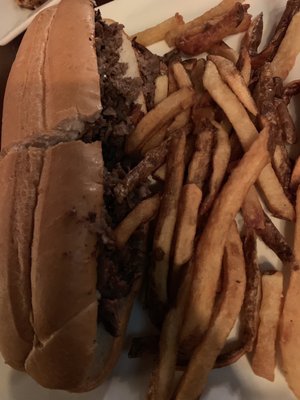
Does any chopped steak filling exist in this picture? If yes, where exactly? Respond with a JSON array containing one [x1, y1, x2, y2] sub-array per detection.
[[86, 13, 154, 336]]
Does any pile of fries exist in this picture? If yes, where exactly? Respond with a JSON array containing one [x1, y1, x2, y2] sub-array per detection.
[[115, 0, 300, 398]]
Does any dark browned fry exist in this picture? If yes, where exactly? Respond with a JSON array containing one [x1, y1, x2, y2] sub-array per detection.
[[215, 346, 247, 368], [242, 185, 265, 231], [182, 58, 198, 73], [283, 79, 300, 103], [168, 65, 178, 94], [274, 76, 284, 98], [252, 0, 300, 68], [276, 99, 297, 144], [114, 136, 172, 203], [187, 127, 215, 188], [190, 58, 206, 94], [272, 144, 292, 196], [175, 3, 250, 56], [241, 228, 261, 353], [208, 41, 239, 64]]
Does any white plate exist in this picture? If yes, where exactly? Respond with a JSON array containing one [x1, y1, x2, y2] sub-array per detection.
[[0, 0, 299, 399], [0, 0, 61, 46]]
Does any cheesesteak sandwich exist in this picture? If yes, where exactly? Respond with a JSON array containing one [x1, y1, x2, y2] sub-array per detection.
[[0, 0, 162, 392]]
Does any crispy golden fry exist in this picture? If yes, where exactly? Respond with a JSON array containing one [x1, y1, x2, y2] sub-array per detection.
[[126, 87, 195, 154], [115, 136, 172, 202], [175, 222, 246, 400], [168, 110, 191, 133], [291, 156, 300, 192], [154, 75, 169, 106], [180, 127, 269, 348], [242, 185, 265, 231], [165, 0, 245, 47], [175, 3, 250, 56], [131, 13, 184, 46], [208, 41, 239, 64], [203, 60, 294, 220], [252, 0, 300, 68], [114, 195, 161, 249], [152, 134, 186, 304], [283, 79, 300, 103], [252, 272, 283, 382], [208, 54, 258, 115], [280, 186, 300, 398], [172, 184, 202, 277], [187, 129, 215, 188], [276, 99, 297, 144], [272, 12, 300, 79], [140, 124, 169, 155], [172, 62, 193, 88], [148, 269, 191, 400], [200, 121, 231, 216]]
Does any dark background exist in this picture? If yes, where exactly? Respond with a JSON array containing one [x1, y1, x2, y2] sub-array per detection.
[[0, 0, 112, 136]]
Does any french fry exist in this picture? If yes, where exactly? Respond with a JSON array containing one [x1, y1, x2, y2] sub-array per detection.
[[190, 58, 206, 94], [175, 3, 250, 56], [252, 272, 283, 382], [208, 54, 258, 115], [280, 186, 300, 399], [242, 186, 294, 263], [115, 136, 172, 202], [187, 128, 215, 188], [272, 144, 292, 195], [175, 222, 246, 399], [208, 41, 239, 64], [180, 127, 269, 349], [252, 0, 300, 68], [271, 12, 300, 80], [237, 46, 251, 85], [131, 13, 185, 47], [114, 195, 160, 249], [165, 0, 245, 47], [172, 62, 193, 88], [168, 65, 178, 94], [154, 75, 169, 106], [242, 185, 265, 231], [200, 121, 231, 216], [152, 134, 186, 304], [148, 268, 192, 400], [125, 87, 195, 154], [276, 99, 297, 144], [172, 184, 202, 283], [283, 79, 300, 104], [291, 156, 300, 192], [242, 12, 263, 56], [203, 60, 294, 220], [182, 58, 198, 73], [140, 124, 169, 155]]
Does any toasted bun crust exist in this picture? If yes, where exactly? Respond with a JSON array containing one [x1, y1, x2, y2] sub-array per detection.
[[2, 0, 101, 150]]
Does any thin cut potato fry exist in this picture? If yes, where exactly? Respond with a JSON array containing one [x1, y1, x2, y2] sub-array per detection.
[[208, 54, 258, 115], [283, 79, 300, 104], [203, 60, 294, 221], [114, 195, 161, 249], [131, 13, 184, 47], [271, 12, 300, 80], [276, 99, 297, 144], [200, 121, 231, 216], [125, 87, 195, 154], [175, 222, 246, 399], [238, 46, 251, 85], [148, 268, 192, 400], [172, 62, 193, 88], [208, 41, 239, 64], [165, 0, 245, 47], [167, 109, 191, 133], [175, 3, 250, 56], [154, 75, 169, 106], [152, 134, 186, 304], [140, 124, 168, 155], [173, 184, 202, 272], [168, 66, 178, 94], [252, 272, 283, 382], [242, 185, 265, 231], [291, 156, 300, 192], [280, 186, 300, 399], [187, 129, 214, 188], [190, 58, 206, 94], [180, 127, 269, 348]]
